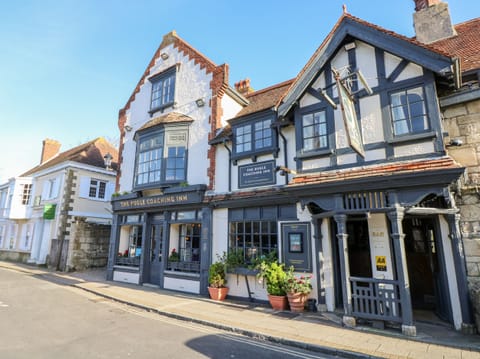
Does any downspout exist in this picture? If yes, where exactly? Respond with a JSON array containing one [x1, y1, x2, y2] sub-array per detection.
[[222, 140, 232, 192], [277, 125, 289, 185]]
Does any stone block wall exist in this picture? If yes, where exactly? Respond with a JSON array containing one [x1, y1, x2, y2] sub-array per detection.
[[442, 97, 480, 327], [66, 217, 111, 271]]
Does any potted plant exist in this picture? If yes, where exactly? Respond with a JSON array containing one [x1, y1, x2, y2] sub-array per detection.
[[208, 253, 229, 301], [257, 260, 288, 310], [284, 266, 312, 312]]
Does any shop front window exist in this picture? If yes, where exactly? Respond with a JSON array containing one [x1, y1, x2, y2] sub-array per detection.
[[167, 223, 201, 273], [229, 220, 278, 264], [116, 225, 143, 267]]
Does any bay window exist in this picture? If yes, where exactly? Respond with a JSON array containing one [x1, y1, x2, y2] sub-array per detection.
[[135, 127, 188, 189]]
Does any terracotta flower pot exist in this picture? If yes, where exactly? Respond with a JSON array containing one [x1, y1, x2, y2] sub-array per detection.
[[208, 286, 229, 301], [287, 292, 307, 312], [268, 294, 289, 310]]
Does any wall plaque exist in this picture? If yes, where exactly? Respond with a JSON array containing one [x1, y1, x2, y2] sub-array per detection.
[[238, 160, 276, 188]]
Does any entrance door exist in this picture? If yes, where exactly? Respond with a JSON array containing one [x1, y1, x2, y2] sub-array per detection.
[[330, 217, 372, 310], [403, 217, 450, 321], [144, 223, 164, 285]]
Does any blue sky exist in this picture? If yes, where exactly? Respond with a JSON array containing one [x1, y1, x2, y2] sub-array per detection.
[[0, 0, 478, 183]]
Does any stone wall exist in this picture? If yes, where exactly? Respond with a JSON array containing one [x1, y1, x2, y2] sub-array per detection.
[[442, 96, 480, 327], [443, 98, 480, 279], [66, 217, 111, 271], [0, 250, 31, 263]]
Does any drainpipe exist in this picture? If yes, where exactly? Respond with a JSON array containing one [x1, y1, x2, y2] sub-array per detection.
[[277, 125, 289, 185], [222, 140, 232, 192]]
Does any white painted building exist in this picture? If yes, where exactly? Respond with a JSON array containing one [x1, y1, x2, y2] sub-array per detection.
[[0, 138, 118, 270]]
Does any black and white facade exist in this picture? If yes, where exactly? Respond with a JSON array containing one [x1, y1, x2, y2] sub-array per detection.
[[108, 4, 476, 335]]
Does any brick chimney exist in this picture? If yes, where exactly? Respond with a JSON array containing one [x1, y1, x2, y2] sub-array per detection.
[[40, 139, 61, 164], [234, 78, 254, 96], [413, 0, 456, 44]]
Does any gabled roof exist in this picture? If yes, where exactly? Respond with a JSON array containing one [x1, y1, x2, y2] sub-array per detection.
[[137, 112, 194, 133], [120, 31, 226, 117], [209, 80, 293, 145], [278, 12, 454, 118], [21, 138, 118, 176], [431, 18, 480, 74], [231, 79, 294, 120]]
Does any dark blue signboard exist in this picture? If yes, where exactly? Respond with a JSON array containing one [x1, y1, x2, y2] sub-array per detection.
[[238, 160, 276, 188]]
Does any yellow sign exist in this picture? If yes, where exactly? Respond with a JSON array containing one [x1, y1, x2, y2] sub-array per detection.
[[375, 256, 387, 272]]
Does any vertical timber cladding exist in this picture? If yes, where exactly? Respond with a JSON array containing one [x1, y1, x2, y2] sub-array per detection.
[[281, 222, 312, 272]]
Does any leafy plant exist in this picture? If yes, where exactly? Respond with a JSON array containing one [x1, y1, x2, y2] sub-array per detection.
[[284, 266, 312, 295], [225, 248, 246, 270], [168, 248, 180, 262], [257, 260, 287, 296], [209, 253, 227, 288]]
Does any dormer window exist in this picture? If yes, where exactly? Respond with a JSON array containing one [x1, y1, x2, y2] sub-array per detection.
[[232, 116, 276, 159], [149, 67, 176, 113]]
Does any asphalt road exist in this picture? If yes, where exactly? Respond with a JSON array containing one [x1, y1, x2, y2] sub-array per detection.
[[0, 267, 339, 359]]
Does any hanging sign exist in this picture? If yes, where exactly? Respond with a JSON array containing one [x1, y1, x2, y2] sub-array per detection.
[[336, 73, 365, 157]]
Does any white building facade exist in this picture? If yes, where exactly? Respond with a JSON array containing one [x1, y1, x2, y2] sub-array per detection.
[[0, 138, 117, 271]]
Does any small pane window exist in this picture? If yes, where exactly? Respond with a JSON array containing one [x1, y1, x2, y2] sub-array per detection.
[[22, 184, 32, 205], [150, 71, 175, 111], [89, 179, 107, 199], [302, 110, 327, 151], [229, 220, 278, 264], [254, 119, 272, 149], [136, 133, 164, 186], [390, 87, 428, 136], [235, 124, 252, 153], [234, 118, 274, 155]]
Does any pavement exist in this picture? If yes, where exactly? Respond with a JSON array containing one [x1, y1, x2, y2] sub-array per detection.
[[2, 261, 480, 359]]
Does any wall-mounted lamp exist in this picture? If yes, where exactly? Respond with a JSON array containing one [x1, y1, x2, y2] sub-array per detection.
[[447, 138, 463, 147], [124, 125, 133, 132], [103, 153, 113, 170], [160, 52, 169, 60], [275, 166, 297, 176], [195, 98, 205, 107]]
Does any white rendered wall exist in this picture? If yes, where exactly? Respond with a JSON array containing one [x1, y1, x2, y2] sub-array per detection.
[[355, 41, 379, 89], [211, 208, 228, 258], [119, 43, 213, 192], [221, 94, 244, 127], [213, 145, 230, 193], [164, 276, 200, 294]]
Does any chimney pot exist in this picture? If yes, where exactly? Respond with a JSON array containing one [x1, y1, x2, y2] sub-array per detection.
[[234, 78, 254, 95], [414, 0, 440, 12]]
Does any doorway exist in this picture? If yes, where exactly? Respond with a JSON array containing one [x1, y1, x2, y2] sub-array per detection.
[[330, 216, 372, 310], [402, 217, 450, 321], [143, 216, 164, 285]]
